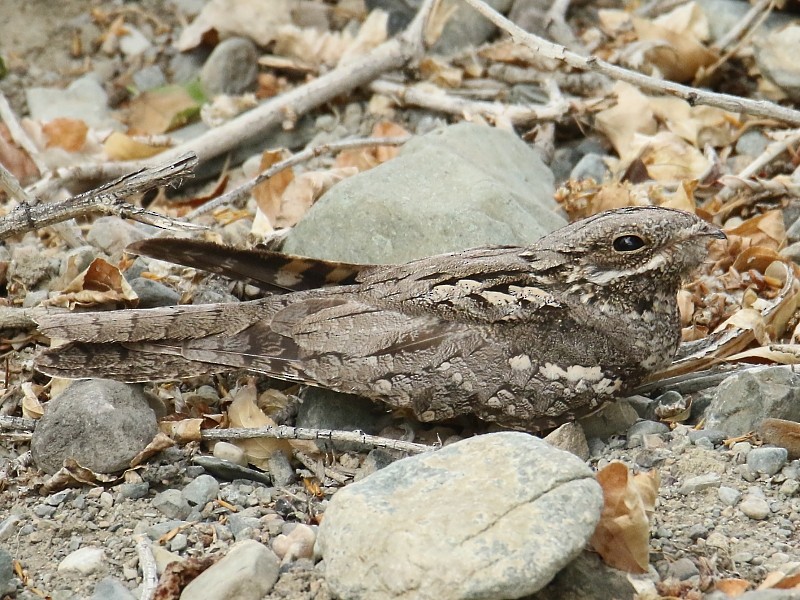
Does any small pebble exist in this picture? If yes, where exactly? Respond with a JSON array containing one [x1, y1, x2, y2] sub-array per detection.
[[678, 473, 721, 495], [718, 486, 742, 506], [740, 497, 771, 520]]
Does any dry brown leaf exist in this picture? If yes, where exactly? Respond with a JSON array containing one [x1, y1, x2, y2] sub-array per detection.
[[273, 10, 387, 68], [595, 83, 656, 159], [631, 2, 717, 82], [633, 131, 709, 181], [758, 564, 800, 589], [40, 458, 123, 494], [726, 210, 786, 251], [104, 132, 168, 161], [419, 56, 463, 88], [714, 578, 751, 597], [758, 418, 800, 460], [126, 85, 201, 135], [130, 431, 176, 467], [335, 121, 408, 171], [0, 122, 39, 186], [661, 180, 697, 212], [252, 149, 293, 227], [227, 383, 291, 469], [21, 382, 44, 419], [177, 0, 294, 50], [46, 258, 139, 309], [42, 118, 88, 151], [160, 418, 204, 443], [590, 461, 659, 573]]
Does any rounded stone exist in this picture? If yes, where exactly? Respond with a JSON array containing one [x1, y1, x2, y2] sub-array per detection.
[[200, 37, 258, 96], [31, 380, 157, 474], [317, 432, 603, 600]]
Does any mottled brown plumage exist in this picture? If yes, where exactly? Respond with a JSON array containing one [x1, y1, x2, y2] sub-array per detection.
[[34, 206, 724, 431]]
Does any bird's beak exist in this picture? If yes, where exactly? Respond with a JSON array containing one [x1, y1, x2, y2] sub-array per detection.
[[697, 220, 727, 240]]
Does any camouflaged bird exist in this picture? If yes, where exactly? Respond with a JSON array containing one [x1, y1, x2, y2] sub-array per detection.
[[34, 206, 725, 431]]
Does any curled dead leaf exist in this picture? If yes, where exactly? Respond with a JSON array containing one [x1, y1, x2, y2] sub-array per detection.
[[590, 461, 659, 573], [46, 258, 139, 310]]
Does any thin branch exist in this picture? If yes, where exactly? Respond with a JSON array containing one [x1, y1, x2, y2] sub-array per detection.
[[697, 0, 775, 85], [370, 79, 573, 126], [712, 0, 773, 52], [188, 136, 411, 219], [0, 307, 38, 331], [135, 534, 158, 600], [0, 153, 204, 241], [201, 425, 434, 455], [715, 128, 800, 208], [0, 415, 36, 431], [460, 0, 800, 125], [0, 92, 47, 174]]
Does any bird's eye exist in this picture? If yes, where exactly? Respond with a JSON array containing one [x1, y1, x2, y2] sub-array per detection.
[[613, 235, 645, 252]]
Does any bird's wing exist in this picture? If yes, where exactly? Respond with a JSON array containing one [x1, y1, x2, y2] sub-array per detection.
[[35, 294, 489, 387], [127, 238, 370, 292]]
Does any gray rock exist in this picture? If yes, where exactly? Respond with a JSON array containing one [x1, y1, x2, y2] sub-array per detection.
[[697, 0, 792, 44], [318, 432, 603, 599], [368, 0, 512, 51], [129, 277, 180, 308], [181, 540, 279, 600], [667, 557, 700, 581], [780, 241, 800, 265], [26, 75, 123, 131], [182, 474, 220, 507], [295, 388, 391, 451], [9, 245, 59, 289], [132, 65, 167, 92], [705, 367, 800, 436], [192, 456, 272, 485], [282, 122, 564, 263], [718, 486, 742, 506], [543, 422, 590, 460], [687, 428, 728, 447], [153, 489, 192, 520], [570, 153, 608, 182], [747, 447, 788, 477], [117, 482, 150, 500], [57, 546, 106, 575], [754, 24, 800, 101], [530, 551, 636, 600], [678, 473, 721, 495], [59, 245, 97, 278], [227, 513, 261, 541], [87, 217, 155, 258], [200, 37, 258, 96], [31, 380, 157, 474], [578, 399, 639, 440], [146, 520, 189, 540], [91, 577, 135, 600], [0, 547, 14, 596], [267, 449, 296, 487], [735, 130, 769, 158], [626, 420, 669, 448]]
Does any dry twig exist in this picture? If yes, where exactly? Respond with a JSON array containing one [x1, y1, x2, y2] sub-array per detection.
[[0, 153, 204, 241], [201, 425, 433, 455], [461, 0, 800, 125], [188, 136, 411, 219]]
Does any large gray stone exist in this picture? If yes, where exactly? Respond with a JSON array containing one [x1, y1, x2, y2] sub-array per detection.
[[282, 122, 564, 263], [31, 380, 158, 474], [317, 432, 603, 600], [704, 367, 800, 436]]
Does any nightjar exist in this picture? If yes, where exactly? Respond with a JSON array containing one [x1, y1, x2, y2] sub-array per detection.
[[34, 206, 725, 431]]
